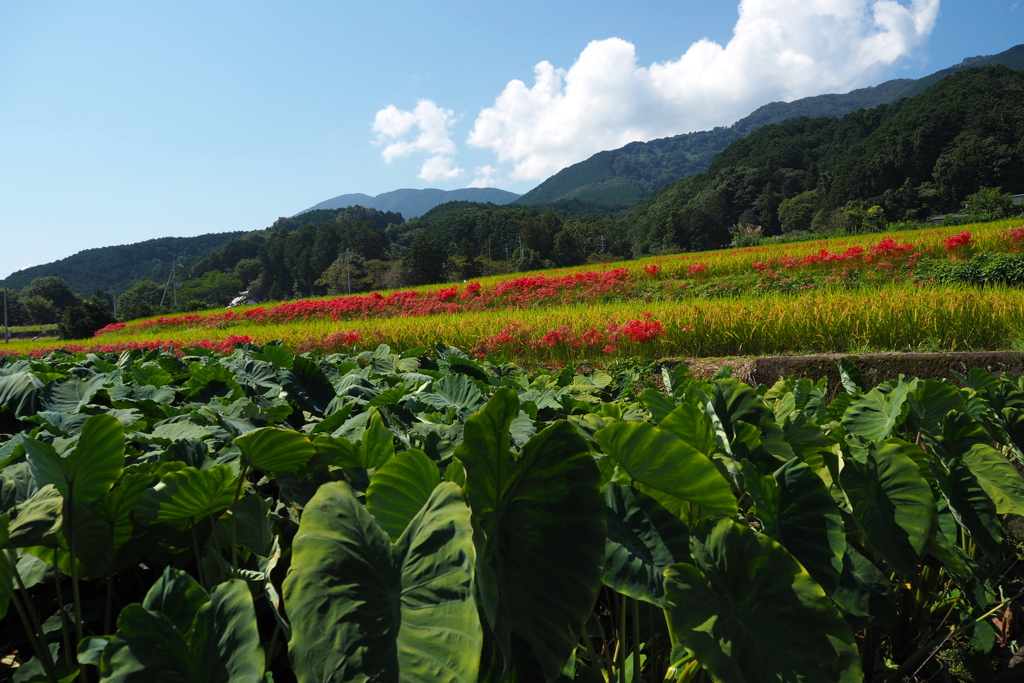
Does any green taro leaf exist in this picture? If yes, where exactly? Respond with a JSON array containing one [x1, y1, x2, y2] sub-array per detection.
[[283, 481, 481, 683], [26, 413, 125, 506], [100, 574, 263, 683], [745, 459, 845, 594], [366, 449, 442, 542], [934, 458, 1002, 563], [135, 465, 237, 527], [710, 378, 794, 461], [141, 567, 209, 637], [235, 427, 316, 473], [831, 543, 898, 626], [457, 388, 605, 682], [840, 440, 937, 576], [189, 579, 265, 683], [0, 371, 43, 417], [659, 403, 717, 456], [278, 355, 335, 416], [842, 381, 914, 441], [664, 519, 862, 683], [359, 408, 396, 469], [906, 380, 967, 439], [602, 483, 690, 607], [5, 485, 63, 548], [962, 443, 1024, 516], [595, 421, 737, 516], [419, 373, 484, 415], [41, 374, 108, 414], [100, 605, 193, 682]]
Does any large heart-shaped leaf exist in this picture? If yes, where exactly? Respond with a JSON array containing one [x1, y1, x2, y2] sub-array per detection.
[[283, 481, 480, 683], [41, 375, 108, 414], [234, 427, 316, 473], [457, 388, 605, 682], [745, 459, 845, 594], [4, 485, 63, 548], [664, 519, 862, 683], [135, 465, 237, 527], [933, 458, 1002, 563], [595, 421, 736, 516], [602, 483, 690, 607], [366, 449, 442, 541], [842, 381, 914, 441], [278, 356, 335, 416], [831, 543, 898, 626], [0, 371, 43, 417], [962, 443, 1024, 516], [419, 373, 484, 415], [26, 414, 125, 506], [840, 440, 936, 576], [100, 572, 263, 683]]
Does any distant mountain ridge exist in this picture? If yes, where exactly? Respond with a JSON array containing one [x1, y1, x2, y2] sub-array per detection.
[[297, 187, 520, 218], [515, 43, 1024, 208], [2, 232, 246, 296]]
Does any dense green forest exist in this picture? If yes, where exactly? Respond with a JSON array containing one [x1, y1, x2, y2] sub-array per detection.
[[624, 65, 1024, 253], [1, 232, 246, 295], [516, 44, 1024, 209]]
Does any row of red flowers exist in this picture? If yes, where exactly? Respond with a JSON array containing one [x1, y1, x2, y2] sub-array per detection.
[[91, 230, 998, 340]]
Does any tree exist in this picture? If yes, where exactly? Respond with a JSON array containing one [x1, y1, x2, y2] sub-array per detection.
[[401, 234, 450, 286], [117, 280, 165, 321], [57, 298, 117, 340], [176, 270, 244, 306], [22, 276, 81, 312], [963, 186, 1015, 217], [19, 295, 57, 325], [777, 190, 819, 233]]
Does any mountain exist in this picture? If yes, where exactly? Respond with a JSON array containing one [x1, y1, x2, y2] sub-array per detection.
[[2, 232, 248, 297], [516, 43, 1024, 209], [297, 187, 520, 218], [622, 65, 1024, 254]]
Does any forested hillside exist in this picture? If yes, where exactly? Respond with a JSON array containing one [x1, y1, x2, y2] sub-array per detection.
[[623, 65, 1024, 253], [2, 231, 245, 294], [516, 44, 1024, 208]]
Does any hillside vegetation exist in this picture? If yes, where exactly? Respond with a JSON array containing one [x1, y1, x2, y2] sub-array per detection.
[[516, 44, 1024, 208], [624, 65, 1024, 253]]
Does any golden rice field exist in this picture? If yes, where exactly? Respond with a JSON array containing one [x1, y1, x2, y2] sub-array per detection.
[[5, 219, 1024, 362]]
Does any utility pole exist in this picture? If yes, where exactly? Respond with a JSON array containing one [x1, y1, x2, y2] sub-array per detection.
[[600, 234, 605, 254], [346, 248, 351, 295], [172, 259, 178, 308], [519, 236, 524, 261]]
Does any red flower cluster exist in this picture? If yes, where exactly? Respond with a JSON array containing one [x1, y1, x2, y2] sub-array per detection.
[[97, 269, 637, 338], [751, 238, 918, 275], [1003, 226, 1024, 252], [24, 335, 256, 358], [472, 317, 671, 359], [943, 231, 974, 252]]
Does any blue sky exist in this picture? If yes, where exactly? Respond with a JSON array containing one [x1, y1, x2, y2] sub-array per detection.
[[1, 0, 1021, 282]]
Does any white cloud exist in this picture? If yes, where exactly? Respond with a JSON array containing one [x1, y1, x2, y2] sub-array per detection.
[[469, 165, 500, 188], [372, 99, 463, 180], [419, 154, 464, 182], [468, 0, 940, 181]]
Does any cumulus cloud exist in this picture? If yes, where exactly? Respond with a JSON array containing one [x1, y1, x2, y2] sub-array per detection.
[[419, 154, 464, 182], [372, 99, 463, 180], [469, 165, 500, 188], [468, 0, 940, 181]]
